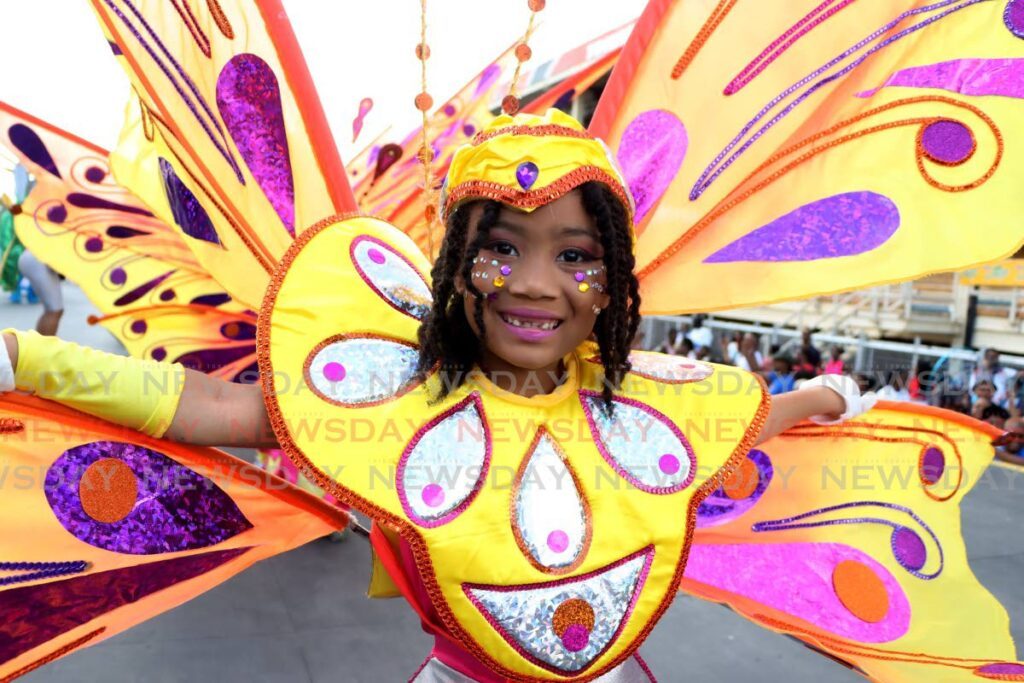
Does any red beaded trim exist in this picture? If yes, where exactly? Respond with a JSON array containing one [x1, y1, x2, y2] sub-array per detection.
[[207, 0, 235, 39], [442, 167, 632, 223], [471, 123, 593, 146], [1, 627, 105, 681], [0, 418, 25, 434]]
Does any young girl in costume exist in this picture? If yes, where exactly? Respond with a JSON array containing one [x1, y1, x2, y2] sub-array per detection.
[[1, 1, 1023, 680], [0, 111, 918, 682]]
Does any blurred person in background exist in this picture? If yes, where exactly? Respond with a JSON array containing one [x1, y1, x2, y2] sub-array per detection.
[[825, 345, 846, 375], [971, 348, 1015, 408]]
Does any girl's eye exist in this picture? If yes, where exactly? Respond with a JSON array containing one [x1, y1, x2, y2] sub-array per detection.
[[558, 248, 597, 264], [485, 241, 518, 257]]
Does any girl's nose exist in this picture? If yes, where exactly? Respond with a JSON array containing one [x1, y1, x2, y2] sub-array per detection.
[[505, 257, 559, 299]]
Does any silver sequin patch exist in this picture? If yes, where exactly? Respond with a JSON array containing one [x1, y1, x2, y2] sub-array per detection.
[[466, 550, 651, 673], [352, 236, 432, 320], [627, 351, 713, 383], [583, 395, 694, 493], [515, 432, 587, 569], [399, 397, 488, 525], [307, 336, 420, 406]]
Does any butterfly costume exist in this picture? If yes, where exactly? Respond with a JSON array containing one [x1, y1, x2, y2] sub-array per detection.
[[1, 1, 1023, 681]]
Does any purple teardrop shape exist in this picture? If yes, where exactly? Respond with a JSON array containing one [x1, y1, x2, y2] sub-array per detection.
[[516, 161, 539, 190], [216, 53, 296, 235]]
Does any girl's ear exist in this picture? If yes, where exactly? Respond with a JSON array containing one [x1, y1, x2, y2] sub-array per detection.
[[454, 272, 466, 296]]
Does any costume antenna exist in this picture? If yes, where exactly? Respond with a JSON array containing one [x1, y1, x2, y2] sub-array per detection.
[[502, 0, 545, 115], [415, 0, 438, 260]]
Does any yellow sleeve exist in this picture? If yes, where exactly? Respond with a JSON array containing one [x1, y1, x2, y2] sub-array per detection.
[[7, 329, 185, 438]]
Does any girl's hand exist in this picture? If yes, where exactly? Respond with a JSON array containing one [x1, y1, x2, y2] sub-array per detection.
[[799, 374, 878, 425]]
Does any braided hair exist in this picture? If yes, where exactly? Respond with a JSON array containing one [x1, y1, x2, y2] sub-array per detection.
[[416, 182, 641, 411]]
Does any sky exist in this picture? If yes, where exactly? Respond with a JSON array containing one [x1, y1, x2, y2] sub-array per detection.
[[0, 0, 644, 170]]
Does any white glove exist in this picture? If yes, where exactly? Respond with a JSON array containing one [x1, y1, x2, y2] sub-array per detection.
[[0, 334, 14, 393], [799, 374, 878, 425]]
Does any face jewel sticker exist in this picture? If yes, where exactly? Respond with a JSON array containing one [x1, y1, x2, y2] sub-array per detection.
[[350, 235, 432, 320], [512, 429, 590, 572], [397, 394, 490, 527], [464, 546, 653, 674], [579, 391, 695, 494], [306, 334, 422, 407]]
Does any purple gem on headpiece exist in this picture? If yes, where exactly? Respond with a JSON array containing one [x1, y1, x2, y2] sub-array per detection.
[[516, 161, 539, 190]]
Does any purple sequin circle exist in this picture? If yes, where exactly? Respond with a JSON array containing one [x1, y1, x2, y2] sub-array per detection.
[[616, 109, 688, 224], [130, 320, 147, 334], [152, 347, 167, 361], [85, 166, 107, 183], [1006, 0, 1024, 39], [84, 237, 104, 253], [109, 268, 127, 286], [46, 204, 68, 224], [516, 161, 539, 190], [216, 53, 296, 234], [45, 441, 252, 554], [704, 191, 900, 263], [920, 120, 974, 164], [920, 446, 945, 485], [891, 527, 927, 572]]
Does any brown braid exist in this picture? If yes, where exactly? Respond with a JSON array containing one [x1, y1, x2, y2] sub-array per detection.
[[416, 182, 641, 410]]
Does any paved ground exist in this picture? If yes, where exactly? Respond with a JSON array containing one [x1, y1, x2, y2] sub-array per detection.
[[7, 283, 1024, 682]]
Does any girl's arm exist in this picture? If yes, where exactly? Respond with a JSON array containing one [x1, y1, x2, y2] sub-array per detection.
[[2, 330, 278, 449], [755, 375, 876, 445], [756, 387, 844, 444]]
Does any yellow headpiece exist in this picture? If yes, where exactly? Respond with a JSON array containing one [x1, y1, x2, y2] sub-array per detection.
[[440, 109, 635, 234]]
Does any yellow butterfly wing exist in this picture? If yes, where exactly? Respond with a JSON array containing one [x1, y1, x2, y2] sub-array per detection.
[[590, 0, 1024, 314]]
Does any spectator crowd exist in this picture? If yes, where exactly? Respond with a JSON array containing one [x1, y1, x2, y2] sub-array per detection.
[[652, 318, 1024, 439]]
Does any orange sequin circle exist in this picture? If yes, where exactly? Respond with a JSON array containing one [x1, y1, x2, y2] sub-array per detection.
[[832, 560, 889, 623], [79, 458, 138, 523], [552, 598, 595, 637], [723, 456, 759, 500]]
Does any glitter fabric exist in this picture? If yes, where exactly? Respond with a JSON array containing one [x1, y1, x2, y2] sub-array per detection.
[[397, 395, 490, 527], [684, 542, 910, 642], [697, 449, 773, 527], [79, 458, 137, 523], [351, 235, 432, 320], [976, 662, 1024, 677], [7, 124, 61, 178], [1007, 0, 1024, 38], [45, 441, 253, 554], [617, 351, 713, 384], [704, 191, 900, 263], [615, 110, 687, 224], [216, 53, 296, 234], [891, 527, 927, 572], [306, 335, 420, 406], [920, 445, 945, 485], [513, 431, 588, 570], [464, 548, 653, 673], [920, 120, 975, 165], [158, 158, 221, 244], [858, 58, 1024, 100], [580, 391, 695, 494], [0, 547, 248, 665]]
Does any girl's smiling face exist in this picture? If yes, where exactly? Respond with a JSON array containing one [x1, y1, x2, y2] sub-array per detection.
[[458, 191, 610, 390]]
